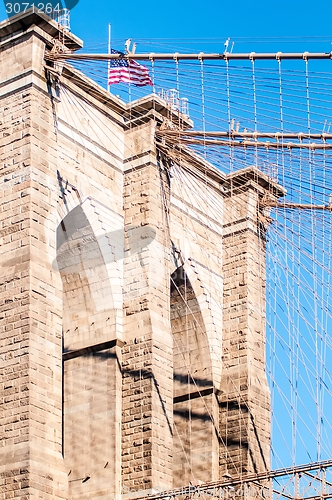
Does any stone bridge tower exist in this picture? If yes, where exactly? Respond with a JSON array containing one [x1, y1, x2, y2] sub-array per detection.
[[0, 10, 284, 499]]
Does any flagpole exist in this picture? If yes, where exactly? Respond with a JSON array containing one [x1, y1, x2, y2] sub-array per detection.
[[107, 23, 111, 93]]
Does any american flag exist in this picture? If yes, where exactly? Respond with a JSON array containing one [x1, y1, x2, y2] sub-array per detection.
[[108, 49, 153, 87]]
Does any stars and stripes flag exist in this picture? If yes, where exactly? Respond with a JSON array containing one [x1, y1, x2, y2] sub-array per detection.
[[108, 49, 153, 87]]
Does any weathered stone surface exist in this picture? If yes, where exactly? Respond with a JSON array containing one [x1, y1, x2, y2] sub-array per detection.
[[0, 10, 284, 500]]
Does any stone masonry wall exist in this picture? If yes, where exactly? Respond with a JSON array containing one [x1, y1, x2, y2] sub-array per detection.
[[220, 186, 270, 478], [122, 122, 173, 493], [0, 67, 68, 500], [0, 14, 126, 499]]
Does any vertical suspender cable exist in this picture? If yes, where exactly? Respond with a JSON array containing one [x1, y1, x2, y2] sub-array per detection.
[[288, 146, 297, 465], [200, 56, 207, 159], [175, 56, 180, 94], [305, 58, 311, 136], [225, 58, 234, 172], [107, 23, 111, 93], [278, 57, 284, 168], [278, 57, 296, 464], [304, 57, 321, 462], [151, 57, 156, 94], [251, 55, 258, 168], [321, 144, 329, 460]]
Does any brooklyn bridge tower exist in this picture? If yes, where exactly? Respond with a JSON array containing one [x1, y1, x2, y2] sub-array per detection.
[[0, 9, 283, 499]]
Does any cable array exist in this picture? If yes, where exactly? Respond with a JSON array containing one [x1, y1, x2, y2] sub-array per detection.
[[54, 41, 332, 498]]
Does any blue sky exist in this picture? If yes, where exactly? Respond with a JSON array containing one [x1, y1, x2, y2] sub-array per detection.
[[70, 0, 332, 51], [2, 0, 332, 52]]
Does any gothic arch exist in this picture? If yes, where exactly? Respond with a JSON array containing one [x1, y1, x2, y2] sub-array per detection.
[[171, 264, 219, 485], [170, 258, 223, 389], [56, 201, 122, 498]]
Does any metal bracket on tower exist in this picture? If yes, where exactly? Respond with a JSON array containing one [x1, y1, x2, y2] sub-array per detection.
[[125, 39, 137, 56]]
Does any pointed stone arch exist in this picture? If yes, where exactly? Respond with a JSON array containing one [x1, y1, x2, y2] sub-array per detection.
[[57, 204, 115, 348], [56, 198, 123, 498], [55, 184, 124, 318], [170, 258, 223, 389], [171, 263, 220, 486]]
